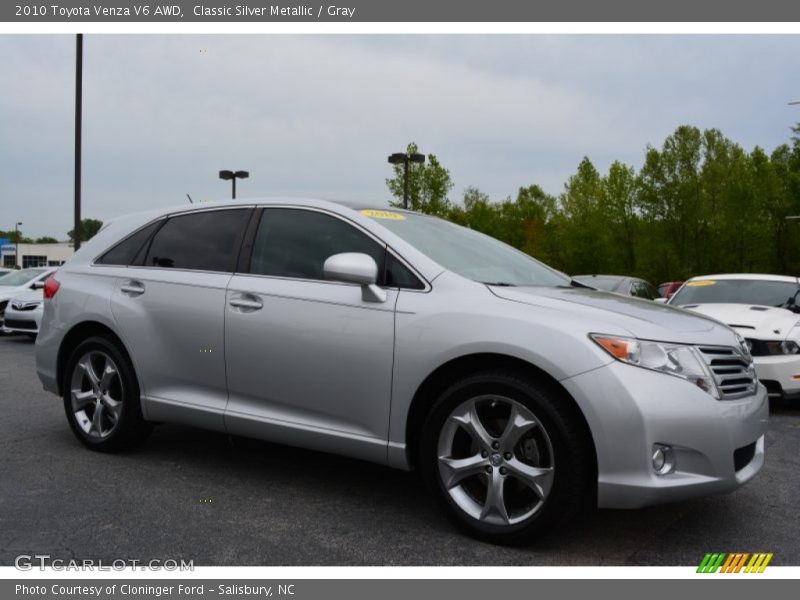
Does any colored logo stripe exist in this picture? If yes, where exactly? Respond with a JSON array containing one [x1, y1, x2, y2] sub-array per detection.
[[697, 553, 773, 573]]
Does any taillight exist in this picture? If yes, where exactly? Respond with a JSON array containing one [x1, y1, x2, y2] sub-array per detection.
[[44, 275, 60, 299]]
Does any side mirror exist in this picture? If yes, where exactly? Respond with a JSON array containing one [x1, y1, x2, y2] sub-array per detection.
[[654, 297, 668, 304], [31, 281, 45, 290], [323, 253, 387, 303]]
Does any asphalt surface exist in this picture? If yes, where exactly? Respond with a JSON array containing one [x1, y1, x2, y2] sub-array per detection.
[[1, 333, 798, 566]]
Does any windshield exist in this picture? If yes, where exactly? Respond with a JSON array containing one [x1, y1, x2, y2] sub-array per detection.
[[362, 209, 570, 287], [0, 268, 47, 287], [670, 278, 800, 308], [573, 276, 622, 292]]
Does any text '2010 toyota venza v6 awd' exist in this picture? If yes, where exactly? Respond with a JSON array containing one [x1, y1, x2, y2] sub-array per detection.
[[35, 198, 768, 544]]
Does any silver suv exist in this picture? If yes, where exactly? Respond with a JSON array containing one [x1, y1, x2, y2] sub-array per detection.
[[36, 198, 767, 544]]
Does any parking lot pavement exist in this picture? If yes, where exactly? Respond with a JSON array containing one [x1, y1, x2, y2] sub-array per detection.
[[1, 333, 798, 567]]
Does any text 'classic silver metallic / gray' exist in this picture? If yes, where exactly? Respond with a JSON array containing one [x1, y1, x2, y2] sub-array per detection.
[[35, 198, 768, 544]]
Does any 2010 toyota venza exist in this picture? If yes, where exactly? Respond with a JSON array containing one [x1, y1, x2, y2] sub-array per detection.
[[36, 198, 768, 544]]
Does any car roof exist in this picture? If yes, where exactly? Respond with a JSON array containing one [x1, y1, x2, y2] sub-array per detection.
[[685, 273, 799, 284]]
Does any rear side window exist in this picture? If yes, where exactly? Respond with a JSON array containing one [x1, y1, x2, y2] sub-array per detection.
[[145, 209, 250, 272], [249, 208, 385, 281], [96, 220, 162, 266]]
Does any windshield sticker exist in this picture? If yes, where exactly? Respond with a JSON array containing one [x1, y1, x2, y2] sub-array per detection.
[[361, 209, 406, 220], [686, 280, 717, 287]]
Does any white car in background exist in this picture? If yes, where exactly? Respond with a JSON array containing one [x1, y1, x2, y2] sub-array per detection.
[[0, 268, 57, 330], [2, 288, 44, 337], [668, 274, 800, 402]]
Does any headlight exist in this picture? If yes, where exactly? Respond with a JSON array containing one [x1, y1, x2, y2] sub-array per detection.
[[780, 340, 799, 355], [590, 334, 719, 398]]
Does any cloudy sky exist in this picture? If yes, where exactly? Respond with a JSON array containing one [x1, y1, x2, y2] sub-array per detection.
[[1, 34, 799, 238]]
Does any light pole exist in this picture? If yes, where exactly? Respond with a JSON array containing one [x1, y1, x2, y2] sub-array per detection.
[[219, 170, 249, 199], [14, 222, 22, 269], [388, 151, 425, 209], [74, 33, 83, 251]]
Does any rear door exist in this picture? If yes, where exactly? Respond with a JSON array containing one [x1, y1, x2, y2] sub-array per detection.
[[109, 207, 252, 429], [223, 207, 402, 462]]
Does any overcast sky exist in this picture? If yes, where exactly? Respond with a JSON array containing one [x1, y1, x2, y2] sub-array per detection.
[[1, 34, 799, 238]]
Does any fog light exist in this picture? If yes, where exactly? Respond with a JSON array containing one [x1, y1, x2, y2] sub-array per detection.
[[652, 444, 675, 475]]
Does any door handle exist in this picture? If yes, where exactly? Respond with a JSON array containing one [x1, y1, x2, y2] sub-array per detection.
[[229, 297, 263, 310], [120, 281, 145, 296]]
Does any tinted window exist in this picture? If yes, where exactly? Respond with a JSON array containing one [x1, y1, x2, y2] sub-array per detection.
[[643, 283, 659, 300], [97, 220, 162, 266], [145, 209, 250, 272], [385, 253, 424, 290], [250, 209, 385, 281], [630, 281, 646, 299]]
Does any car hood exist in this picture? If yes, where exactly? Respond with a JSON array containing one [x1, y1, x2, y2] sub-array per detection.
[[488, 285, 738, 344], [676, 303, 800, 340], [0, 285, 36, 302], [9, 289, 43, 305]]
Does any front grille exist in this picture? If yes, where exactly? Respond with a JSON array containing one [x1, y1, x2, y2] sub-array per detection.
[[3, 319, 36, 331], [698, 345, 757, 399], [0, 300, 7, 315], [734, 442, 757, 472], [11, 303, 38, 312]]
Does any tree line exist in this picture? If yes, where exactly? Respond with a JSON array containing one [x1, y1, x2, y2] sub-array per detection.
[[386, 127, 800, 284], [0, 218, 103, 246]]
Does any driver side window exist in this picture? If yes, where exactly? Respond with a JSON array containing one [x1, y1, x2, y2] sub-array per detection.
[[249, 208, 385, 281]]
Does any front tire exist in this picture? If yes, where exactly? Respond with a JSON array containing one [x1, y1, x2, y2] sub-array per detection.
[[63, 335, 152, 452], [419, 369, 595, 545]]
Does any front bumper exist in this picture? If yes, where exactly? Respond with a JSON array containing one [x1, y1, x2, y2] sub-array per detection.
[[561, 361, 769, 509], [2, 307, 42, 334], [754, 354, 800, 400]]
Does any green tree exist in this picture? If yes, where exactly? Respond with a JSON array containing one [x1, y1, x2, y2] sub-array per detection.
[[68, 218, 103, 243], [558, 157, 609, 275], [35, 236, 59, 244], [386, 142, 453, 216]]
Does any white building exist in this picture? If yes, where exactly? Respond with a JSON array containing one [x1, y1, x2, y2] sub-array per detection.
[[1, 242, 74, 269]]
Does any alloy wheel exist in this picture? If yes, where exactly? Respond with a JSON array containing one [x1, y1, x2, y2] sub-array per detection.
[[437, 395, 555, 526], [69, 350, 124, 439]]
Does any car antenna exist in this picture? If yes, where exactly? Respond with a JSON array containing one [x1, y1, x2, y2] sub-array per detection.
[[186, 193, 194, 204]]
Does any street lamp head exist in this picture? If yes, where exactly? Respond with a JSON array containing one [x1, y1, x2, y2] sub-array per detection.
[[234, 171, 249, 179], [388, 153, 406, 165], [16, 222, 22, 227], [408, 153, 426, 164], [219, 170, 234, 180]]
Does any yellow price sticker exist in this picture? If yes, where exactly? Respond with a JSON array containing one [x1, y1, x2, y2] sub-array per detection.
[[686, 280, 717, 287], [360, 209, 406, 221]]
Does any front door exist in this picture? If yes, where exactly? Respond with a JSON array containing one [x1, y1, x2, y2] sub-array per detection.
[[223, 207, 397, 463]]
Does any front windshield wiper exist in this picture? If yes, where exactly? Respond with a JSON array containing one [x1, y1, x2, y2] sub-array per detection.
[[569, 278, 592, 289]]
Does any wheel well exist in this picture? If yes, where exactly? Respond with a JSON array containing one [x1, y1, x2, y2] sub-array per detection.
[[405, 353, 598, 472], [56, 321, 124, 395]]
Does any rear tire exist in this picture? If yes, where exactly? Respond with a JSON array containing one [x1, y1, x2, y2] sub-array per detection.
[[62, 335, 152, 452], [419, 369, 595, 545]]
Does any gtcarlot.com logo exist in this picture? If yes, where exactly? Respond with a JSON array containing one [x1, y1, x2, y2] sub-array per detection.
[[14, 554, 193, 571], [697, 552, 773, 573]]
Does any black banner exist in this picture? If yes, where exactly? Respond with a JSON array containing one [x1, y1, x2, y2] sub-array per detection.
[[3, 0, 800, 22]]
